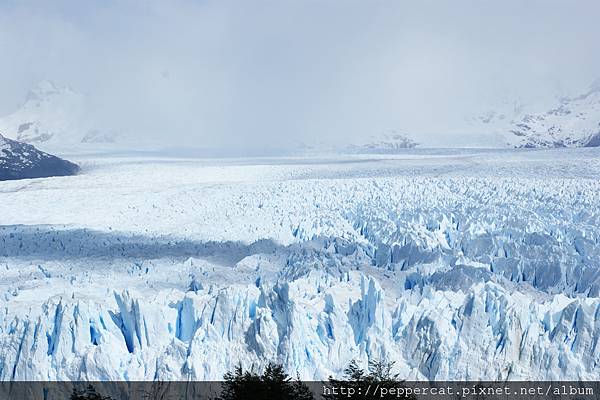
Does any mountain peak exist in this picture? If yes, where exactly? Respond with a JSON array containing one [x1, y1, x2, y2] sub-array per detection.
[[507, 79, 600, 148], [588, 78, 600, 94], [344, 132, 418, 153], [0, 81, 118, 150], [36, 79, 59, 91], [25, 80, 64, 101]]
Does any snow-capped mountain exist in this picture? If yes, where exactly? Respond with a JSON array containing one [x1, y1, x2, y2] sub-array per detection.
[[506, 81, 600, 148], [301, 132, 418, 154], [0, 81, 117, 151], [470, 97, 528, 126], [0, 134, 79, 180], [467, 100, 528, 142]]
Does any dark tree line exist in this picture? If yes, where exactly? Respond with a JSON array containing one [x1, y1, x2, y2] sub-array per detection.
[[69, 359, 408, 400], [221, 358, 410, 400], [71, 385, 113, 400], [219, 362, 313, 400]]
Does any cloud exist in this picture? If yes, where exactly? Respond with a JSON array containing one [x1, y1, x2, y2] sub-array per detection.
[[1, 0, 599, 148]]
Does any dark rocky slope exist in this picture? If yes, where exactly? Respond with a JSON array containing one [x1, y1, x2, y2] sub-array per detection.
[[0, 134, 79, 181]]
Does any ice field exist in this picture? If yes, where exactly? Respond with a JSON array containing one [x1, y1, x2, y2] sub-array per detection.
[[1, 148, 600, 380]]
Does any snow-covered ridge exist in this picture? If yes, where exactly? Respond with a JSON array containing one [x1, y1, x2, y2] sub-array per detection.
[[344, 133, 418, 153], [507, 81, 600, 148], [468, 98, 528, 134], [0, 81, 117, 151], [299, 133, 419, 156], [0, 134, 79, 180]]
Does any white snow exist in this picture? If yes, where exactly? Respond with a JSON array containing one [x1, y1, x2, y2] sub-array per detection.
[[506, 81, 600, 148], [466, 81, 600, 148], [0, 148, 599, 381], [0, 81, 117, 153]]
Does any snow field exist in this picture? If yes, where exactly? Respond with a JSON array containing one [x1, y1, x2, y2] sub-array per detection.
[[1, 149, 599, 380]]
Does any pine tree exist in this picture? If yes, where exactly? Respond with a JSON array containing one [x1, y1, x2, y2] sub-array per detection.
[[220, 362, 314, 400], [324, 360, 366, 400], [367, 358, 400, 382], [291, 376, 315, 400], [70, 385, 113, 400], [325, 359, 414, 400]]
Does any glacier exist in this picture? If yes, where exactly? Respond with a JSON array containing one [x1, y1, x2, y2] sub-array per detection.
[[0, 148, 599, 381]]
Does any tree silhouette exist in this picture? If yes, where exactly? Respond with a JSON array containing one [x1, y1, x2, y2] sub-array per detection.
[[324, 360, 365, 400], [70, 385, 114, 400], [325, 358, 414, 400], [220, 362, 314, 400]]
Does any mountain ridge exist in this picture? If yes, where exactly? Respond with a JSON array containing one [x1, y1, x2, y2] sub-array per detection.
[[0, 133, 80, 180], [0, 80, 117, 151], [506, 81, 600, 148]]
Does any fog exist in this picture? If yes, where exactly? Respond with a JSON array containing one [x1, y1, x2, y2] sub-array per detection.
[[1, 0, 600, 149]]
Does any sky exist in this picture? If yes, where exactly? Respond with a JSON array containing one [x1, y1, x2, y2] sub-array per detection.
[[1, 0, 600, 149]]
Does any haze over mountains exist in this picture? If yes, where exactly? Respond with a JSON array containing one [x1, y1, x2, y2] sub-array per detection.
[[507, 80, 600, 148], [465, 80, 600, 148], [1, 80, 599, 153], [0, 81, 118, 153]]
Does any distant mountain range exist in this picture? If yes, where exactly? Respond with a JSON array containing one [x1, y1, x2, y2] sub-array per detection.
[[295, 132, 419, 155], [469, 80, 600, 148], [0, 134, 79, 181], [2, 80, 600, 152], [506, 80, 600, 148], [344, 132, 418, 153], [312, 80, 600, 150], [0, 81, 117, 151]]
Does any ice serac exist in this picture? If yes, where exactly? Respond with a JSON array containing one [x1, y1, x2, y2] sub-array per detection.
[[1, 152, 600, 381], [0, 134, 79, 181], [1, 268, 599, 381]]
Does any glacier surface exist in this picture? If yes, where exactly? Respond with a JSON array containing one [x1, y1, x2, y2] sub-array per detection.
[[0, 149, 599, 381]]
